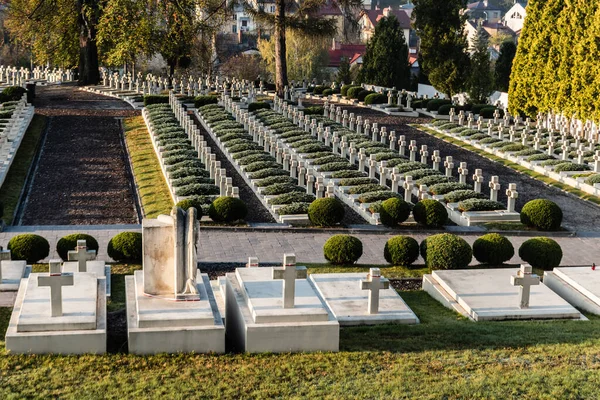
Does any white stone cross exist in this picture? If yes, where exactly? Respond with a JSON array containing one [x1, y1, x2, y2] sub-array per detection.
[[489, 176, 501, 201], [510, 264, 540, 309], [67, 240, 97, 272], [360, 268, 390, 314], [444, 156, 454, 177], [472, 169, 484, 193], [458, 162, 468, 185], [247, 257, 259, 268], [272, 254, 308, 308], [594, 150, 600, 173], [506, 183, 518, 212], [38, 272, 74, 317], [49, 259, 62, 274]]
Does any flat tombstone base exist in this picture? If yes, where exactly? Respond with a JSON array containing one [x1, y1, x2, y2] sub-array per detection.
[[423, 269, 585, 321], [0, 262, 30, 292], [5, 276, 106, 355], [125, 272, 225, 355], [544, 268, 600, 315], [225, 271, 339, 353], [309, 273, 419, 326], [62, 261, 111, 297]]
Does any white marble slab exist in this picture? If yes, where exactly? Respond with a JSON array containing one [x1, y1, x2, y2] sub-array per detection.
[[425, 268, 583, 321], [544, 267, 600, 315], [0, 261, 29, 291], [17, 272, 98, 332], [309, 273, 419, 325], [236, 268, 329, 323]]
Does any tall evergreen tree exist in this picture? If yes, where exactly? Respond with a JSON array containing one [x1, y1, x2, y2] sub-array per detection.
[[336, 56, 352, 85], [357, 15, 410, 89], [494, 40, 516, 92], [468, 24, 492, 103], [413, 0, 470, 97]]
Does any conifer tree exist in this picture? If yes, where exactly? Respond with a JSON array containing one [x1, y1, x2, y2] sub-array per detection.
[[494, 40, 516, 92], [468, 24, 492, 103]]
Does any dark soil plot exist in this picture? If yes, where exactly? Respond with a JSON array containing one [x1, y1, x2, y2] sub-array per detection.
[[18, 85, 139, 225]]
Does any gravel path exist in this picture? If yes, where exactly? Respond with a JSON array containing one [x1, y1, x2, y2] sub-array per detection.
[[307, 101, 600, 232], [18, 85, 140, 225]]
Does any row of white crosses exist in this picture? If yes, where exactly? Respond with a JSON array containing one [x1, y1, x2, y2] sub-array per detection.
[[167, 92, 239, 198], [39, 240, 97, 317], [315, 101, 520, 212], [248, 254, 389, 314], [0, 65, 74, 86]]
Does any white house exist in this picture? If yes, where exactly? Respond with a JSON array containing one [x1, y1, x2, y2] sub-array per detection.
[[503, 2, 527, 35]]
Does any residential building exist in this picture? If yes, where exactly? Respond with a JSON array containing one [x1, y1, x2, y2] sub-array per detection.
[[358, 6, 411, 47], [503, 1, 527, 36]]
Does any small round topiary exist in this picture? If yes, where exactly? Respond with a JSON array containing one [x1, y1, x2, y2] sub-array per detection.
[[56, 233, 99, 261], [472, 233, 514, 265], [384, 236, 420, 266], [412, 199, 448, 228], [520, 199, 563, 231], [208, 196, 248, 223], [380, 198, 410, 226], [323, 235, 363, 264], [175, 199, 204, 219], [420, 233, 472, 270], [308, 198, 345, 227], [8, 234, 50, 263], [107, 232, 143, 263], [518, 237, 562, 270]]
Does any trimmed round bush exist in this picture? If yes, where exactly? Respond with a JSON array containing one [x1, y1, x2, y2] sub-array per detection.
[[412, 199, 448, 228], [308, 198, 345, 227], [420, 233, 472, 270], [8, 234, 50, 263], [384, 236, 419, 266], [520, 199, 563, 231], [377, 198, 411, 226], [472, 233, 514, 265], [518, 237, 562, 270], [364, 93, 387, 105], [458, 199, 505, 212], [107, 232, 143, 263], [357, 90, 374, 102], [323, 235, 363, 264], [347, 86, 363, 99], [56, 233, 99, 261], [208, 196, 248, 223], [175, 199, 205, 219]]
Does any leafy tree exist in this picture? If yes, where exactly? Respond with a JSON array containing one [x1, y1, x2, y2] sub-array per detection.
[[357, 15, 410, 89], [336, 56, 351, 85], [258, 29, 329, 82], [494, 40, 516, 92], [413, 0, 470, 97], [248, 0, 362, 97], [468, 24, 492, 103]]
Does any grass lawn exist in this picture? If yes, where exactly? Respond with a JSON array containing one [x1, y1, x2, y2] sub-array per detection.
[[2, 265, 600, 398], [0, 115, 47, 225], [123, 116, 173, 218]]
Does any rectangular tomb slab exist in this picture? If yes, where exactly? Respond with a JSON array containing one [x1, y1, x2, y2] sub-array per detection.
[[225, 270, 339, 353], [0, 261, 30, 291], [544, 267, 600, 315], [133, 270, 216, 328], [424, 269, 583, 321], [235, 268, 329, 323], [309, 273, 419, 325], [62, 261, 111, 297], [17, 272, 98, 332], [125, 272, 225, 355]]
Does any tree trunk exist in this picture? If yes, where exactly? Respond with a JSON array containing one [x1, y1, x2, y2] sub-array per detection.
[[274, 0, 287, 98], [77, 0, 100, 85]]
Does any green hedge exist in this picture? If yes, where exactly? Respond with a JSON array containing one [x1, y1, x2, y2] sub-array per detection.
[[472, 233, 514, 265], [520, 199, 562, 231], [248, 102, 270, 112], [308, 198, 345, 227], [8, 234, 50, 263], [323, 235, 363, 264], [144, 95, 169, 106], [364, 93, 387, 105], [420, 233, 472, 270], [384, 236, 419, 266], [107, 232, 142, 263], [518, 237, 562, 270], [208, 196, 247, 223], [194, 95, 219, 108], [412, 200, 448, 228]]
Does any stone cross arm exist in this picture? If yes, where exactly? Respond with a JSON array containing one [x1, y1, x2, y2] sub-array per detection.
[[38, 273, 74, 317], [510, 264, 540, 309], [67, 240, 97, 272], [360, 268, 390, 315]]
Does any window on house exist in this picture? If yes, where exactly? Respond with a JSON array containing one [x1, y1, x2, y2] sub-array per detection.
[[233, 25, 237, 33], [242, 20, 248, 27]]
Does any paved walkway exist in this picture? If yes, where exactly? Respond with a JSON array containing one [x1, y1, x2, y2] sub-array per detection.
[[1, 225, 597, 266]]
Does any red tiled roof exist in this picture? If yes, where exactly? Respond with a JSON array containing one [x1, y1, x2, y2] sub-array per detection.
[[349, 53, 362, 65], [409, 55, 418, 65], [328, 45, 366, 67], [363, 9, 411, 29], [317, 1, 343, 16]]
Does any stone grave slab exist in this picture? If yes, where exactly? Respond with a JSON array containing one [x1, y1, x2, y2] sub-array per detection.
[[5, 272, 106, 354], [62, 261, 111, 297], [225, 267, 339, 353], [309, 273, 419, 325], [544, 267, 600, 315], [423, 269, 584, 321], [0, 261, 31, 291]]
